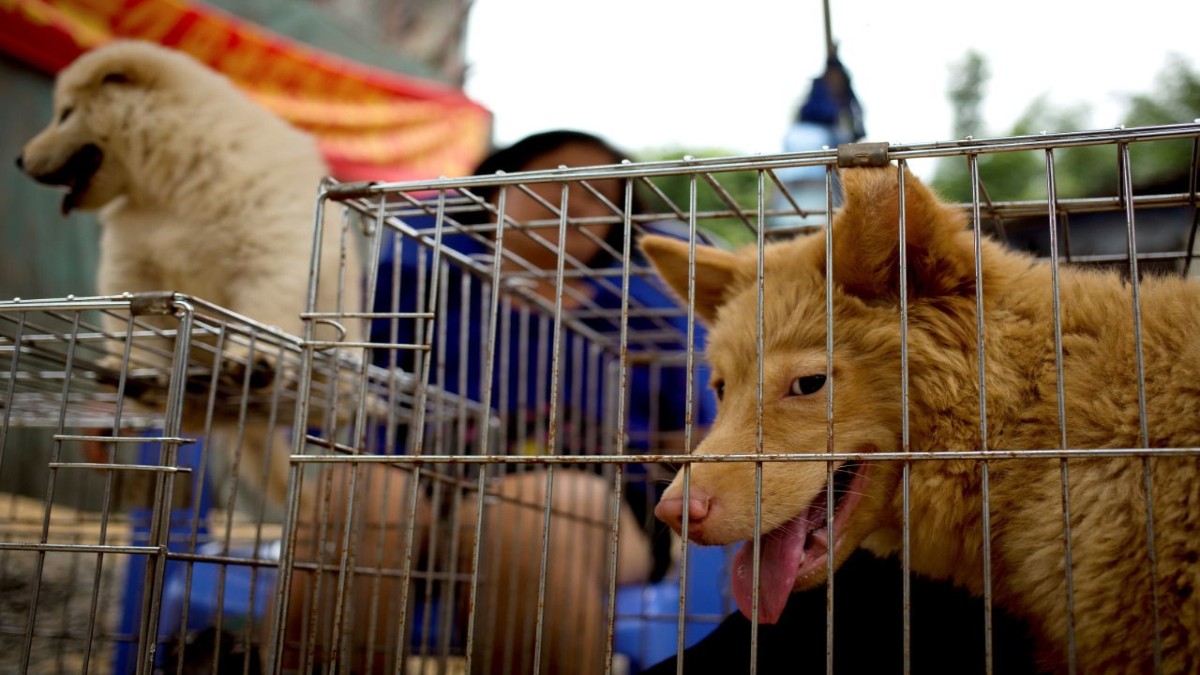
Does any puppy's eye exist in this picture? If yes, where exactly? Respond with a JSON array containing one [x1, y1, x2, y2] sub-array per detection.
[[713, 380, 725, 401], [788, 375, 826, 397], [101, 72, 131, 85], [58, 107, 73, 124]]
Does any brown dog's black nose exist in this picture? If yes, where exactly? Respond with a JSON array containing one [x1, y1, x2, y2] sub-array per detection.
[[14, 155, 23, 171]]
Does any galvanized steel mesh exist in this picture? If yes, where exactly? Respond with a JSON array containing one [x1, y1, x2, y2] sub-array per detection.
[[0, 122, 1197, 674]]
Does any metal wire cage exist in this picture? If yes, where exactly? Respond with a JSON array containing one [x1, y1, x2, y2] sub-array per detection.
[[272, 121, 1200, 675], [0, 294, 389, 674], [1, 121, 1198, 675]]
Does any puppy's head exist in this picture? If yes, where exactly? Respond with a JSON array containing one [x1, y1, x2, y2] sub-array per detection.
[[641, 166, 977, 623], [17, 41, 207, 214]]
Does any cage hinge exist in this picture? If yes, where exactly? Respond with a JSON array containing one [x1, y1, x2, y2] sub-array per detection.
[[129, 291, 180, 316], [326, 181, 378, 201], [836, 142, 891, 168]]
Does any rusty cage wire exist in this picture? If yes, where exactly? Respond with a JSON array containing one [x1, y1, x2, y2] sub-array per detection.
[[1, 121, 1198, 675]]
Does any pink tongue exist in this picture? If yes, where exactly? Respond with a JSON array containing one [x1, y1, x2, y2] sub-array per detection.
[[731, 516, 808, 624]]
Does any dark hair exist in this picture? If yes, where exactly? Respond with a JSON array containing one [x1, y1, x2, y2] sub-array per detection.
[[473, 129, 623, 175], [466, 130, 646, 268]]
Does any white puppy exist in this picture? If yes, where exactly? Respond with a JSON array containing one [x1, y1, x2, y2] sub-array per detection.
[[18, 40, 365, 507]]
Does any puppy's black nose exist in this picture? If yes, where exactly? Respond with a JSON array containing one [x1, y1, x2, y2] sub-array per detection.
[[14, 155, 23, 171]]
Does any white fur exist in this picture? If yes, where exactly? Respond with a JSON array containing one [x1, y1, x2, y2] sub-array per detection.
[[20, 41, 363, 506]]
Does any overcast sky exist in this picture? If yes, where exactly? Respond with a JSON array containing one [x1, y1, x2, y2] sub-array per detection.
[[462, 0, 1198, 173]]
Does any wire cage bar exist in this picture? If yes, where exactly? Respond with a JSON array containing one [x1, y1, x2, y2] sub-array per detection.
[[1, 121, 1198, 675], [276, 121, 1200, 675], [0, 293, 405, 674]]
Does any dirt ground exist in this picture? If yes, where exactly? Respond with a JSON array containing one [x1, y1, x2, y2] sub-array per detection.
[[0, 494, 129, 674]]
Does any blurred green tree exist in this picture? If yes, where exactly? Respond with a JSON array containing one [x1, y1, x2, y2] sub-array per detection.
[[932, 53, 1198, 204], [949, 50, 989, 140], [634, 147, 762, 247], [634, 57, 1196, 243], [1124, 55, 1200, 190]]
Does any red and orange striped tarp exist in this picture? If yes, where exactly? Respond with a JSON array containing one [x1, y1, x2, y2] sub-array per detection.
[[0, 0, 492, 181]]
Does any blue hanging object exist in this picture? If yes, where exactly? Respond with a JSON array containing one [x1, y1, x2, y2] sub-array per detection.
[[799, 54, 865, 144], [771, 51, 866, 230]]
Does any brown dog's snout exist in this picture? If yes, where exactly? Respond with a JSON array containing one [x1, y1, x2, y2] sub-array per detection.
[[655, 490, 712, 538], [14, 155, 24, 171]]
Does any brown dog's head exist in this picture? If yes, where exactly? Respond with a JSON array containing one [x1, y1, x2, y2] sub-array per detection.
[[641, 166, 978, 623], [16, 41, 214, 215]]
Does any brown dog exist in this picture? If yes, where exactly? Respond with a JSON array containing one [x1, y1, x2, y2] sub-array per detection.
[[643, 166, 1200, 672]]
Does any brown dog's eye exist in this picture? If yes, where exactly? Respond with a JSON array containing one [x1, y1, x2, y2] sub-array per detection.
[[714, 380, 725, 401], [788, 375, 826, 397], [58, 107, 73, 124], [101, 72, 131, 85]]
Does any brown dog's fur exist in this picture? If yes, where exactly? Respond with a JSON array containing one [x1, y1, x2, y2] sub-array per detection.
[[642, 166, 1200, 672]]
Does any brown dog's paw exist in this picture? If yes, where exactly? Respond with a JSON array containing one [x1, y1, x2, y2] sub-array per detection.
[[219, 347, 277, 391], [94, 354, 162, 402]]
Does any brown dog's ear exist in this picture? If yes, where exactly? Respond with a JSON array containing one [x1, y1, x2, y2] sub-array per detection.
[[832, 166, 975, 301], [640, 235, 741, 324]]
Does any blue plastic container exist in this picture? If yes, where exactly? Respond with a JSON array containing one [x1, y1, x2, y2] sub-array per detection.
[[614, 543, 736, 672], [157, 541, 278, 639], [112, 437, 210, 674]]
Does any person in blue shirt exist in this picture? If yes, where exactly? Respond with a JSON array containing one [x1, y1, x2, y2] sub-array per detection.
[[285, 130, 716, 675]]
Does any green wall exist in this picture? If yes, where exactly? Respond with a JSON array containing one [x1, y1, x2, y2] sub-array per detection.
[[1, 55, 101, 301]]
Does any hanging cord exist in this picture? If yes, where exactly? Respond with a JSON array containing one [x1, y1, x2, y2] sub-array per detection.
[[821, 0, 842, 90], [823, 0, 835, 61], [815, 0, 865, 142]]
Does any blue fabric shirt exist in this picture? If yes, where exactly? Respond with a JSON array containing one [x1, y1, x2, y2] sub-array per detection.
[[367, 217, 716, 582], [369, 220, 716, 456]]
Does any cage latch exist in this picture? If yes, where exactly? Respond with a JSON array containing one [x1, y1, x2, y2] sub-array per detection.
[[129, 291, 180, 316], [836, 142, 890, 168]]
